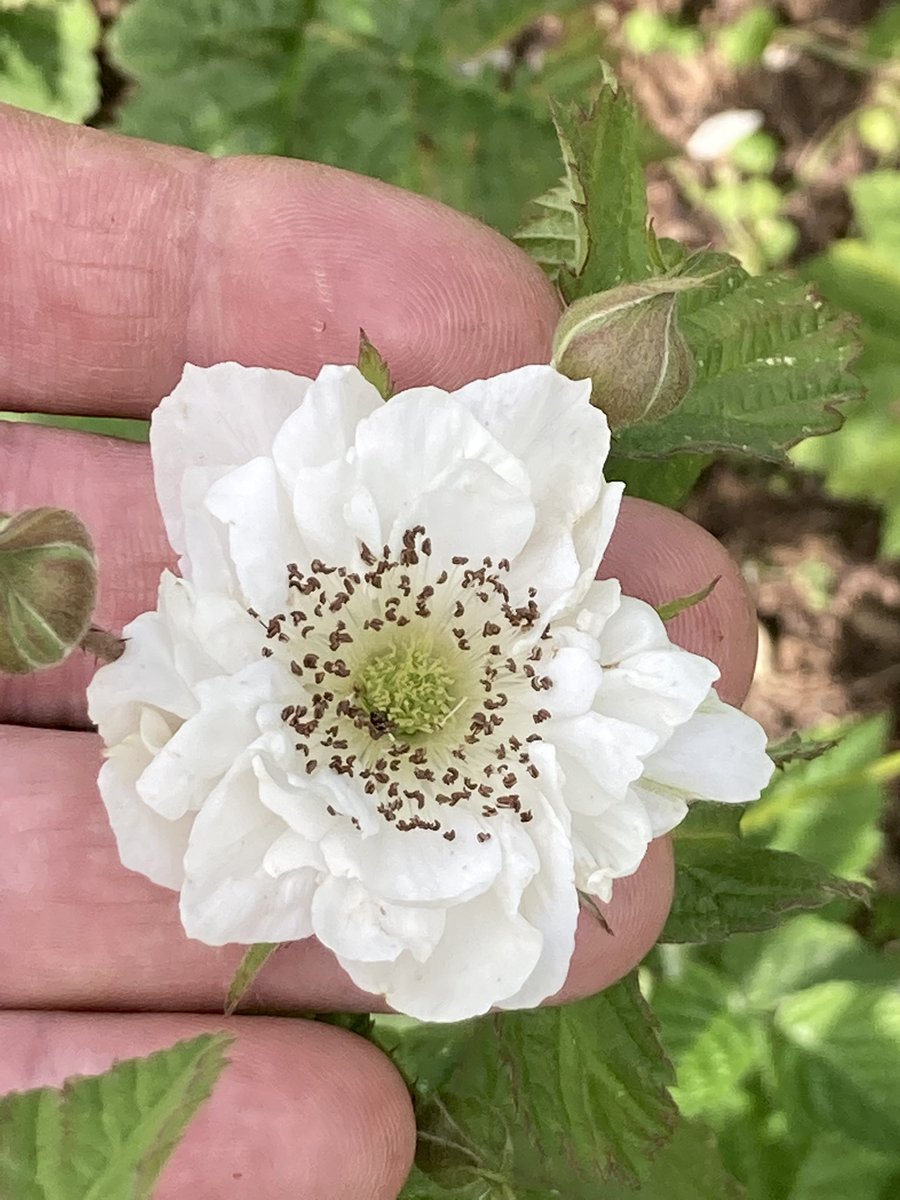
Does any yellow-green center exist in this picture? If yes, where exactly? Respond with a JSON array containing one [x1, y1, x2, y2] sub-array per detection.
[[356, 639, 459, 737]]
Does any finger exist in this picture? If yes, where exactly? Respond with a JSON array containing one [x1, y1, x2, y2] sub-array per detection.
[[0, 105, 559, 416], [0, 428, 756, 727], [0, 725, 670, 1011], [0, 1011, 415, 1200], [600, 497, 758, 705]]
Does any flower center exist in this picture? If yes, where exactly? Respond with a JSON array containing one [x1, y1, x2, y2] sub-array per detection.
[[255, 527, 555, 837], [356, 639, 461, 738]]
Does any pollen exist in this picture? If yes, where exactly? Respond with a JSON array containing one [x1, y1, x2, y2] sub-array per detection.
[[356, 640, 460, 737]]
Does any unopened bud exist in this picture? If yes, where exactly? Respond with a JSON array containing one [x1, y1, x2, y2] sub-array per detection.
[[0, 507, 97, 674], [552, 278, 703, 429]]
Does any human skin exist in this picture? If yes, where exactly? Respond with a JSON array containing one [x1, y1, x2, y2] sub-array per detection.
[[0, 105, 758, 1199]]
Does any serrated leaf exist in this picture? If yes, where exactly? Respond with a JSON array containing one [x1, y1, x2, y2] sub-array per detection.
[[224, 942, 279, 1015], [655, 575, 720, 622], [551, 85, 653, 299], [613, 262, 862, 461], [357, 329, 393, 399], [772, 981, 900, 1155], [767, 731, 840, 768], [0, 1033, 232, 1199], [513, 179, 584, 281], [0, 0, 99, 122], [664, 801, 866, 943], [380, 973, 677, 1196], [597, 1120, 745, 1200], [110, 0, 563, 234]]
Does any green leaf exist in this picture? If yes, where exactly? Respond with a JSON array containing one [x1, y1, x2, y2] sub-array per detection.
[[786, 1132, 898, 1200], [792, 173, 900, 557], [552, 84, 653, 299], [722, 914, 900, 1012], [613, 258, 862, 461], [651, 960, 765, 1122], [664, 801, 866, 944], [357, 329, 394, 399], [597, 1120, 745, 1200], [110, 0, 563, 234], [513, 177, 584, 282], [0, 1033, 232, 1199], [741, 715, 890, 881], [604, 453, 710, 509], [772, 981, 900, 1155], [655, 575, 720, 622], [0, 413, 151, 443], [766, 731, 840, 768], [381, 973, 677, 1195], [0, 0, 99, 122], [224, 942, 279, 1015]]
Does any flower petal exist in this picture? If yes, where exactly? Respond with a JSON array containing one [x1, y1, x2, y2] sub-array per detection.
[[319, 816, 502, 907], [312, 876, 446, 965], [640, 690, 774, 804], [152, 362, 310, 556], [343, 889, 544, 1021]]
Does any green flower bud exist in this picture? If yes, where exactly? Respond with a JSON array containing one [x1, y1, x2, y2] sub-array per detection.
[[552, 278, 702, 429], [0, 507, 98, 674]]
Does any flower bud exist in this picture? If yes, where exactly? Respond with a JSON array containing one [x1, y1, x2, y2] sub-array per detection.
[[552, 278, 702, 429], [0, 507, 97, 674]]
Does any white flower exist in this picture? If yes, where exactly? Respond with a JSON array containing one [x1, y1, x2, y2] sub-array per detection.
[[88, 363, 773, 1022]]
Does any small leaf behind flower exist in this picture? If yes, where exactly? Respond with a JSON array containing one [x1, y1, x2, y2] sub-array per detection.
[[225, 942, 279, 1015], [767, 730, 841, 768], [0, 1033, 231, 1200], [655, 576, 720, 622], [358, 329, 394, 400]]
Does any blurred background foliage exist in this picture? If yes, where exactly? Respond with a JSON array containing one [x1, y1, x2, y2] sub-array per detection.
[[1, 2, 899, 1197]]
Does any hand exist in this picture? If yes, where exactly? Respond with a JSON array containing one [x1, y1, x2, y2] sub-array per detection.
[[0, 105, 758, 1199]]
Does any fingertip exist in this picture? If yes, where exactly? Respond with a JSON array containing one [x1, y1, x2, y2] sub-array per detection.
[[600, 497, 758, 705], [194, 156, 561, 392], [551, 835, 674, 1005]]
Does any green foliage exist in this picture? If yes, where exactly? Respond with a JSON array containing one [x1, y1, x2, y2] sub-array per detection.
[[663, 800, 865, 944], [357, 329, 394, 399], [224, 942, 279, 1015], [384, 974, 678, 1198], [622, 10, 702, 58], [742, 714, 890, 882], [772, 982, 900, 1154], [0, 0, 98, 121], [108, 0, 573, 234], [714, 6, 779, 67], [0, 412, 151, 443], [516, 96, 861, 475], [613, 256, 861, 461], [793, 171, 900, 557], [551, 88, 653, 297], [0, 1033, 232, 1199]]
